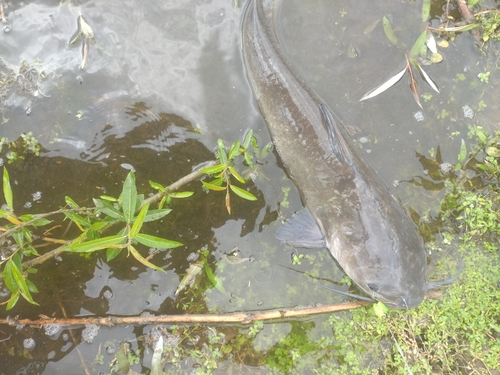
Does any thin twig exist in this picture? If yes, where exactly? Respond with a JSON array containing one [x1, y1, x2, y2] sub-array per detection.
[[0, 290, 444, 327]]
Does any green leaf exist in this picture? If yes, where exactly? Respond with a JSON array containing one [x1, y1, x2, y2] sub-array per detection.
[[25, 217, 51, 227], [121, 171, 137, 224], [458, 139, 467, 165], [168, 191, 194, 199], [202, 181, 227, 191], [135, 233, 183, 249], [383, 16, 398, 45], [100, 195, 119, 202], [422, 0, 431, 21], [229, 166, 245, 184], [217, 140, 228, 165], [3, 260, 18, 293], [93, 198, 123, 220], [128, 245, 165, 272], [130, 202, 149, 238], [106, 247, 122, 262], [6, 292, 20, 310], [244, 152, 253, 168], [409, 30, 428, 57], [148, 180, 165, 192], [201, 164, 225, 175], [66, 235, 126, 253], [3, 167, 13, 210], [204, 262, 226, 295], [7, 258, 37, 305], [228, 140, 241, 160], [144, 209, 172, 222], [475, 128, 488, 144], [64, 211, 90, 227], [229, 185, 257, 201], [243, 130, 253, 149], [65, 196, 80, 208], [25, 279, 39, 294]]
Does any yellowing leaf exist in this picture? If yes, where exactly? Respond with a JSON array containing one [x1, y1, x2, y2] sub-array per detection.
[[175, 262, 203, 295]]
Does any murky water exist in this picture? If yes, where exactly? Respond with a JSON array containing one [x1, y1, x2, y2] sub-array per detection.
[[0, 0, 498, 373]]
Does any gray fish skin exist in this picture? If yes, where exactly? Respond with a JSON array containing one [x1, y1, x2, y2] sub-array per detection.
[[242, 0, 427, 309]]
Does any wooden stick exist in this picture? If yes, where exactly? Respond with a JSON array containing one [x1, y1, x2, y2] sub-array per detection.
[[0, 291, 444, 327]]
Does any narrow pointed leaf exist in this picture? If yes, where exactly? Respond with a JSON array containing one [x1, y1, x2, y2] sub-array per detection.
[[458, 139, 467, 165], [6, 292, 20, 310], [130, 202, 149, 238], [93, 198, 123, 220], [409, 30, 428, 57], [148, 180, 165, 192], [230, 185, 257, 201], [168, 191, 194, 199], [202, 181, 227, 191], [8, 258, 36, 304], [121, 171, 137, 224], [422, 0, 431, 21], [440, 24, 479, 32], [65, 196, 80, 208], [129, 245, 164, 272], [67, 235, 126, 253], [383, 16, 398, 45], [426, 32, 437, 54], [412, 60, 440, 93], [229, 166, 245, 184], [360, 66, 407, 101], [201, 164, 226, 175], [144, 209, 172, 222], [204, 262, 227, 295], [175, 262, 203, 295], [135, 233, 183, 249], [217, 140, 228, 165], [3, 167, 13, 210], [228, 140, 241, 160], [243, 130, 253, 149], [106, 247, 122, 262], [3, 260, 18, 293]]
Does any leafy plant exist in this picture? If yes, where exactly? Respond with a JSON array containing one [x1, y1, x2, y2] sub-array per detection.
[[0, 134, 261, 309], [201, 130, 258, 214]]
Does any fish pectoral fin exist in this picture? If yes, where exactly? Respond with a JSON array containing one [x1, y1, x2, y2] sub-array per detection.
[[319, 103, 353, 166], [275, 210, 326, 248]]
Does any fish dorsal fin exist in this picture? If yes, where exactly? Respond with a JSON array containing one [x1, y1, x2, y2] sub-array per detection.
[[275, 210, 326, 248], [319, 103, 353, 166]]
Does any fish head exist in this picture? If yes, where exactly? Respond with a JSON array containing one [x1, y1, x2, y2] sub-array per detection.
[[327, 201, 428, 309]]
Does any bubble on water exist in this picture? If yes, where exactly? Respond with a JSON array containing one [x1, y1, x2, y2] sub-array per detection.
[[440, 162, 454, 175], [103, 289, 113, 300], [462, 105, 474, 119], [106, 345, 116, 354], [62, 333, 69, 341], [414, 111, 425, 122], [3, 25, 12, 33], [359, 137, 369, 144], [24, 202, 32, 209], [23, 338, 36, 351], [43, 323, 62, 337], [81, 324, 99, 343], [32, 191, 42, 201]]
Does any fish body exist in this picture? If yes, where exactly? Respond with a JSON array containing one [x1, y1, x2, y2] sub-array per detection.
[[242, 0, 428, 308]]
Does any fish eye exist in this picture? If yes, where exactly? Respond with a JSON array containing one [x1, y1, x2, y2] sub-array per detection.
[[367, 283, 379, 292]]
